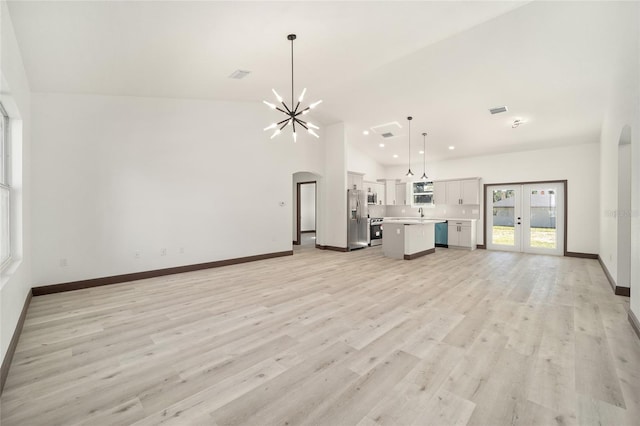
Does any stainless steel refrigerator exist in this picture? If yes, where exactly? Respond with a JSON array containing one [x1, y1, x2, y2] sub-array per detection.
[[347, 189, 368, 250]]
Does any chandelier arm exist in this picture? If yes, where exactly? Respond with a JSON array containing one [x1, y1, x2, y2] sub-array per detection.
[[296, 119, 309, 131], [275, 106, 289, 115], [293, 101, 301, 114], [277, 117, 291, 126], [279, 102, 292, 114], [295, 107, 310, 117], [279, 119, 292, 131]]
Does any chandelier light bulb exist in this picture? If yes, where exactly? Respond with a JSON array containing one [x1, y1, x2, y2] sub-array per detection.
[[307, 122, 319, 130], [309, 100, 323, 109], [293, 131, 297, 143], [263, 100, 276, 109], [272, 89, 283, 103], [298, 88, 307, 103], [308, 129, 319, 138], [264, 123, 277, 131]]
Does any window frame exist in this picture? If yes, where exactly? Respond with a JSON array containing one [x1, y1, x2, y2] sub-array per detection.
[[0, 102, 11, 268]]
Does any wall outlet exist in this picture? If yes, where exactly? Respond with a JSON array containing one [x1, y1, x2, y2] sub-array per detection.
[[160, 248, 167, 256], [59, 258, 67, 267], [134, 251, 140, 259]]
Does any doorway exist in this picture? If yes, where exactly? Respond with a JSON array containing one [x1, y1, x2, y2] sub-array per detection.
[[485, 181, 565, 255], [295, 181, 316, 246]]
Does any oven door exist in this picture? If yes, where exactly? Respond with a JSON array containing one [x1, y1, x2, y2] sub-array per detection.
[[370, 223, 383, 246]]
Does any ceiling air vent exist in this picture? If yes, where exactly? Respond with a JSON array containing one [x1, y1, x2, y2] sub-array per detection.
[[229, 69, 251, 79], [489, 106, 508, 115], [370, 121, 402, 139]]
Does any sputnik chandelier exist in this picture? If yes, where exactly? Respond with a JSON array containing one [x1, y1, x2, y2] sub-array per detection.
[[263, 34, 322, 142]]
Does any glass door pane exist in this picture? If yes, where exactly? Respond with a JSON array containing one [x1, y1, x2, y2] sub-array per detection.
[[522, 183, 564, 255], [487, 186, 521, 251]]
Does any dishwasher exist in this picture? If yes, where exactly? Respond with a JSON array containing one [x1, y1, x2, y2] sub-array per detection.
[[435, 221, 448, 247]]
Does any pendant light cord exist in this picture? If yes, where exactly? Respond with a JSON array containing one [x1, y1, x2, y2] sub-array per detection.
[[291, 38, 294, 108]]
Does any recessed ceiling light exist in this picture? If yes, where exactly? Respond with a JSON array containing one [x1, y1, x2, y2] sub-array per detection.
[[419, 150, 424, 154], [393, 154, 398, 158], [379, 143, 385, 148], [363, 130, 370, 135], [448, 146, 455, 150]]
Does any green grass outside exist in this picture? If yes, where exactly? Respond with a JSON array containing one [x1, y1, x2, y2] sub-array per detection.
[[492, 225, 556, 249]]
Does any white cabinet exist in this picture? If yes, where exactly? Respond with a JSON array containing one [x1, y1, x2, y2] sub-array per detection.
[[374, 182, 385, 205], [395, 183, 408, 205], [434, 178, 480, 205], [347, 172, 364, 190], [433, 181, 447, 205], [447, 220, 477, 250], [385, 181, 396, 205]]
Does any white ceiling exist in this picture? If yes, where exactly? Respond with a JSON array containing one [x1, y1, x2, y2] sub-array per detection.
[[7, 1, 639, 165]]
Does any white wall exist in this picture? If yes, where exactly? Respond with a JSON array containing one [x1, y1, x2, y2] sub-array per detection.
[[386, 143, 600, 253], [1, 0, 32, 365], [598, 0, 639, 314], [322, 122, 347, 248], [30, 93, 325, 286], [346, 137, 386, 182], [300, 183, 316, 231]]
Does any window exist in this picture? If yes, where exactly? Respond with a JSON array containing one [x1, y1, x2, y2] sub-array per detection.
[[412, 181, 434, 206], [1, 103, 10, 267]]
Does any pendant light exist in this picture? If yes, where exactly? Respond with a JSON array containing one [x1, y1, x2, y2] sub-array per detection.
[[405, 116, 414, 177], [420, 132, 428, 181], [263, 34, 322, 142]]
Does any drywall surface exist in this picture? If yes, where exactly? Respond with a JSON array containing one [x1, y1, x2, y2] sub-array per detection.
[[30, 93, 325, 286]]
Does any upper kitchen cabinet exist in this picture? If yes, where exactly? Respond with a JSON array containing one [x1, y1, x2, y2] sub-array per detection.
[[395, 183, 408, 205], [434, 178, 480, 205], [347, 171, 365, 190]]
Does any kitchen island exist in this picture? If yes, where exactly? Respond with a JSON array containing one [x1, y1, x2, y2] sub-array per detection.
[[382, 218, 446, 260]]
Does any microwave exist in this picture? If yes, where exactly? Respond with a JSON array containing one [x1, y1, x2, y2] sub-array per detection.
[[367, 192, 377, 205]]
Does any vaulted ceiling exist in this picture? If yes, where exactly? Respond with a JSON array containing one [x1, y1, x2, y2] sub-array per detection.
[[7, 1, 639, 164]]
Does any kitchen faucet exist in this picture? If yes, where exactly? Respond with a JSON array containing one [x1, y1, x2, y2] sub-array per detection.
[[418, 207, 424, 218]]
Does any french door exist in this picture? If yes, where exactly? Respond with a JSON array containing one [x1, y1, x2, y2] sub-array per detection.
[[486, 182, 564, 255]]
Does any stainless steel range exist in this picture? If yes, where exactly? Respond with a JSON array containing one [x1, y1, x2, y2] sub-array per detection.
[[368, 217, 383, 246]]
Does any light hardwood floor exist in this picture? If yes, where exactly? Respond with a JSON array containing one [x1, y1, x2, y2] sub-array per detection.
[[1, 246, 639, 425]]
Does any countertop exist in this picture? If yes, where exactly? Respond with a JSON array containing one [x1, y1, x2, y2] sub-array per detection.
[[382, 218, 446, 225], [383, 217, 476, 223]]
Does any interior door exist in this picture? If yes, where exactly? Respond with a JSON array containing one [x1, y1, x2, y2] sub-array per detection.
[[486, 182, 564, 255]]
